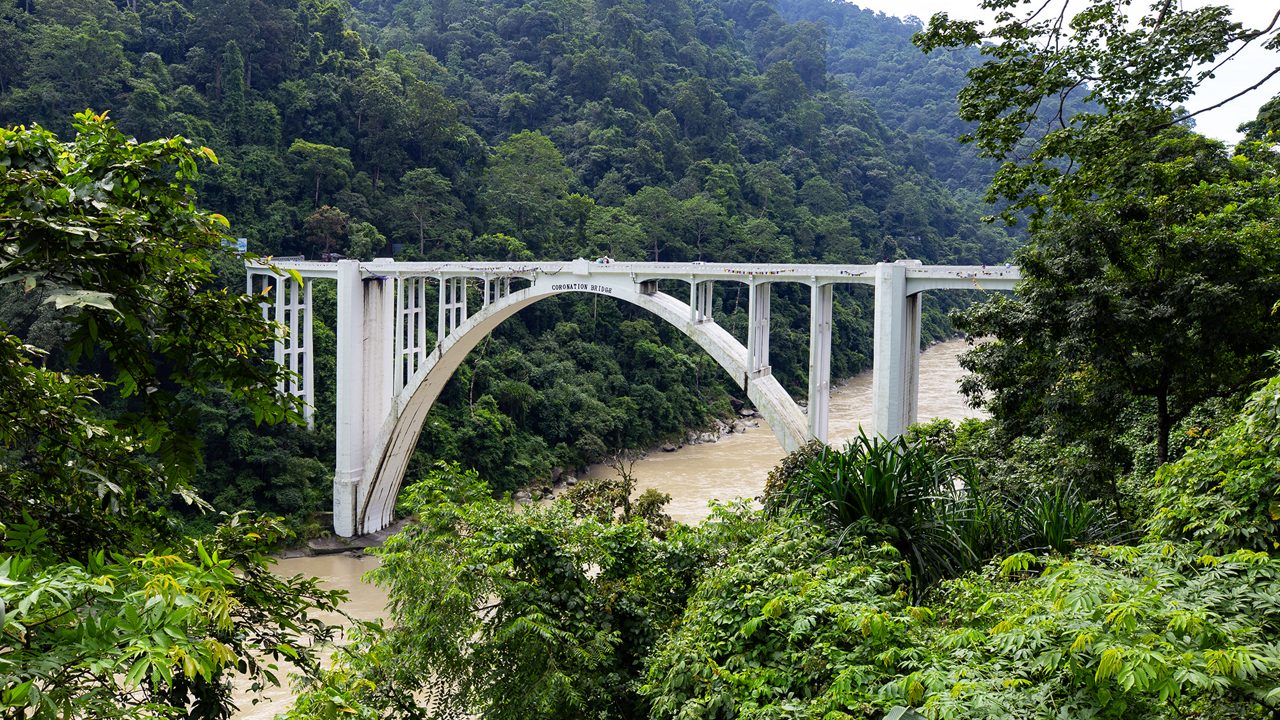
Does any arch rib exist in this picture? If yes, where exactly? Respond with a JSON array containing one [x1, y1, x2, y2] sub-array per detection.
[[354, 281, 808, 535]]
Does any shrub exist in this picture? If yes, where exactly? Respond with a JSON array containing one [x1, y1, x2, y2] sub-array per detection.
[[1146, 370, 1280, 553]]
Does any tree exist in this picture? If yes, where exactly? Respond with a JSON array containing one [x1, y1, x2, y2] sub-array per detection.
[[303, 204, 350, 255], [347, 220, 386, 260], [916, 0, 1280, 222], [0, 112, 341, 718], [918, 2, 1280, 470], [390, 167, 462, 254], [288, 138, 353, 206], [1240, 94, 1280, 142], [287, 463, 702, 720], [957, 131, 1280, 474], [481, 131, 572, 251], [1145, 361, 1280, 553]]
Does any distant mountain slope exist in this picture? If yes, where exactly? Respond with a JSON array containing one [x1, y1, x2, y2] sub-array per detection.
[[776, 0, 996, 190]]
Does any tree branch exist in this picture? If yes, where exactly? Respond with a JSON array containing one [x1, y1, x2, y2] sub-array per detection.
[[1169, 65, 1280, 128]]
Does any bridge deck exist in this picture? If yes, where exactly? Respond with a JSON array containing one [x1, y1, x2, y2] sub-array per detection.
[[248, 258, 1020, 290]]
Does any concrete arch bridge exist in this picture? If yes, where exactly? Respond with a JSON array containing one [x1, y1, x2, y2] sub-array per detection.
[[245, 258, 1019, 537]]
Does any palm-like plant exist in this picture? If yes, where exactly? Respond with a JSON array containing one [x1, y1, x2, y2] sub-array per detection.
[[782, 431, 1128, 598], [795, 431, 982, 598], [1016, 482, 1124, 553]]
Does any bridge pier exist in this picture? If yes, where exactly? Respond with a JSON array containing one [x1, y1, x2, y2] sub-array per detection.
[[871, 262, 923, 439], [333, 260, 397, 537], [808, 283, 833, 442]]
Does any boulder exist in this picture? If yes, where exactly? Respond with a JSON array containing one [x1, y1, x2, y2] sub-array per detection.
[[738, 408, 757, 417], [661, 443, 677, 452]]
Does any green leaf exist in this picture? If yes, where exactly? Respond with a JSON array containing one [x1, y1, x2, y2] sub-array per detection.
[[44, 290, 117, 312]]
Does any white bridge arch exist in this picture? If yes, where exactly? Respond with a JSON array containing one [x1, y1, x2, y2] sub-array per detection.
[[247, 257, 1019, 537]]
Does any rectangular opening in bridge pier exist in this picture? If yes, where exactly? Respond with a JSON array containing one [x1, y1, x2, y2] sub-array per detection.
[[395, 277, 429, 391]]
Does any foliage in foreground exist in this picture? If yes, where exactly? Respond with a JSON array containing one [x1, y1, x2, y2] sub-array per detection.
[[287, 462, 718, 720], [0, 115, 342, 718], [766, 431, 1123, 597], [0, 515, 342, 718], [644, 516, 1280, 719]]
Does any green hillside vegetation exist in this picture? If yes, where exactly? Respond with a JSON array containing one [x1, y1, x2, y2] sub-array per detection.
[[5, 0, 1280, 718], [776, 0, 996, 190], [0, 0, 1015, 519]]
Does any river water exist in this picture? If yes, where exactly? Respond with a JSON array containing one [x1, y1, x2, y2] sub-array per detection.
[[232, 338, 979, 718]]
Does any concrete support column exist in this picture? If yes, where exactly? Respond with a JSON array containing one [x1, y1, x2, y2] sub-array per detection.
[[273, 275, 285, 373], [436, 275, 447, 345], [872, 262, 910, 438], [334, 260, 364, 537], [303, 280, 314, 428], [334, 261, 394, 537], [807, 283, 833, 443], [689, 280, 713, 324], [746, 281, 771, 378]]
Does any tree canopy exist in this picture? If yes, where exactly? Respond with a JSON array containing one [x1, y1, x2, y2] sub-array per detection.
[[0, 113, 342, 718]]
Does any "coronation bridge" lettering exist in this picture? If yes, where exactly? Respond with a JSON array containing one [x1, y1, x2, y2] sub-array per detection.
[[551, 282, 614, 294]]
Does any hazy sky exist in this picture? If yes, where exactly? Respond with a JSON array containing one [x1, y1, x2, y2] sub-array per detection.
[[844, 0, 1280, 145]]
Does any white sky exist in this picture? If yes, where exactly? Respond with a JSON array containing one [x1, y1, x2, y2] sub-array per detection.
[[846, 0, 1280, 145]]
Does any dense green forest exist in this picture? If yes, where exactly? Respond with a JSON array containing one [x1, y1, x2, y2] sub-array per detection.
[[4, 0, 1280, 718], [0, 0, 1018, 517]]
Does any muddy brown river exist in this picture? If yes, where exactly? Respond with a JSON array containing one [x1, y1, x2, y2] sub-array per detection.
[[232, 339, 981, 717]]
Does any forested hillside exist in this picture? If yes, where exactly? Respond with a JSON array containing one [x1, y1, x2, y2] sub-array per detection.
[[0, 0, 1015, 514], [778, 0, 996, 190]]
